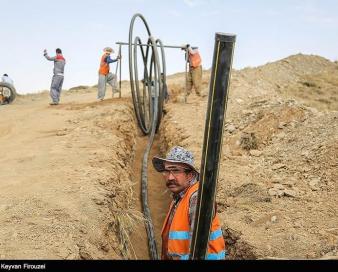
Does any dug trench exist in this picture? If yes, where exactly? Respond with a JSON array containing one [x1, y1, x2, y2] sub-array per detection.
[[0, 86, 243, 260], [0, 89, 169, 259], [110, 103, 248, 260], [94, 99, 247, 260], [1, 53, 337, 260]]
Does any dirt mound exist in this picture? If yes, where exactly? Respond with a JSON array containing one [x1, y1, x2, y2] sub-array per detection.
[[160, 54, 338, 259], [0, 91, 140, 259], [278, 70, 338, 111]]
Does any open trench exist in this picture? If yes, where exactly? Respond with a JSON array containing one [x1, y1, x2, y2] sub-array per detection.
[[128, 135, 171, 259], [113, 102, 239, 260], [0, 88, 243, 260], [91, 97, 172, 260]]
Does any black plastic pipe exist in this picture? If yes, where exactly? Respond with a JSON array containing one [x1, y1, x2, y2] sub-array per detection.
[[190, 32, 236, 260], [117, 41, 197, 50], [127, 13, 169, 260]]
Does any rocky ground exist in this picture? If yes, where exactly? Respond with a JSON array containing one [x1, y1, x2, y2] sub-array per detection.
[[160, 53, 338, 259]]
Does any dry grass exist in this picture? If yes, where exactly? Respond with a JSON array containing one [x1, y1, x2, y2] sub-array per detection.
[[113, 208, 145, 259], [108, 176, 146, 259], [278, 71, 338, 111]]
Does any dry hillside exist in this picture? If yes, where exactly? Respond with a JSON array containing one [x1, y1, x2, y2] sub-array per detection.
[[0, 53, 337, 260], [161, 53, 338, 259]]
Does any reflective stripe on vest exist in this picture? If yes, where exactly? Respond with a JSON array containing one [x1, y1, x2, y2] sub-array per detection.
[[206, 250, 228, 260], [168, 229, 222, 241], [169, 231, 190, 240], [162, 182, 226, 260], [176, 250, 228, 260], [209, 229, 223, 241]]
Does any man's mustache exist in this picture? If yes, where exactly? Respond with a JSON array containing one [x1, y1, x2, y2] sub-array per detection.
[[166, 180, 177, 187]]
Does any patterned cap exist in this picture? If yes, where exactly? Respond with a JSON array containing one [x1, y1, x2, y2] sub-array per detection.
[[152, 146, 198, 173], [103, 47, 114, 53]]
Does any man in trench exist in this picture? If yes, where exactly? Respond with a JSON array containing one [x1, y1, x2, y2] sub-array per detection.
[[152, 146, 227, 260]]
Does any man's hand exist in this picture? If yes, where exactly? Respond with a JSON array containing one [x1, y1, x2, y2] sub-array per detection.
[[43, 49, 47, 55], [181, 44, 190, 51]]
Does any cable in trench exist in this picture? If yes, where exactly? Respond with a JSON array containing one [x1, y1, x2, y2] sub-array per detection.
[[128, 13, 166, 260]]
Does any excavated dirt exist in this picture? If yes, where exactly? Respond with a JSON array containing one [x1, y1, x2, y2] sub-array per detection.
[[0, 53, 337, 260], [0, 90, 139, 259], [129, 136, 171, 259], [160, 53, 338, 259]]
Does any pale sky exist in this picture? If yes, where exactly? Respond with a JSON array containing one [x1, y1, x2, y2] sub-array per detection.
[[1, 0, 337, 94]]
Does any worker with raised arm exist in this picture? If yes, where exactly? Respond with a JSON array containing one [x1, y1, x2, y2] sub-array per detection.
[[43, 48, 66, 105]]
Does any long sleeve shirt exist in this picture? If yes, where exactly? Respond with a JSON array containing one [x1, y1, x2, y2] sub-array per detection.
[[44, 53, 66, 76], [1, 76, 14, 85], [105, 55, 118, 64]]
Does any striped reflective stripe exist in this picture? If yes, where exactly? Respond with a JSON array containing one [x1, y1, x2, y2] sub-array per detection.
[[170, 229, 222, 241], [209, 229, 223, 241], [206, 250, 227, 260], [170, 250, 228, 260], [180, 254, 190, 260], [169, 231, 190, 240]]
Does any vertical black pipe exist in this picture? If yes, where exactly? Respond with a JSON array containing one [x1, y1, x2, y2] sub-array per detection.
[[119, 44, 122, 98], [190, 33, 236, 260]]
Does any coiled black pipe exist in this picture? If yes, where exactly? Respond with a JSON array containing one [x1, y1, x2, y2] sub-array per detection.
[[128, 13, 166, 260]]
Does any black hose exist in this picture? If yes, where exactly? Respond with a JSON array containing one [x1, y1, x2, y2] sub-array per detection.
[[128, 13, 166, 260], [129, 13, 151, 135], [155, 38, 166, 132], [140, 37, 161, 260]]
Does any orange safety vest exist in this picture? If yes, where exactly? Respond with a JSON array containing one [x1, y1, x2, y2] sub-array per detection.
[[161, 182, 226, 260], [189, 51, 202, 69], [99, 54, 109, 75]]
